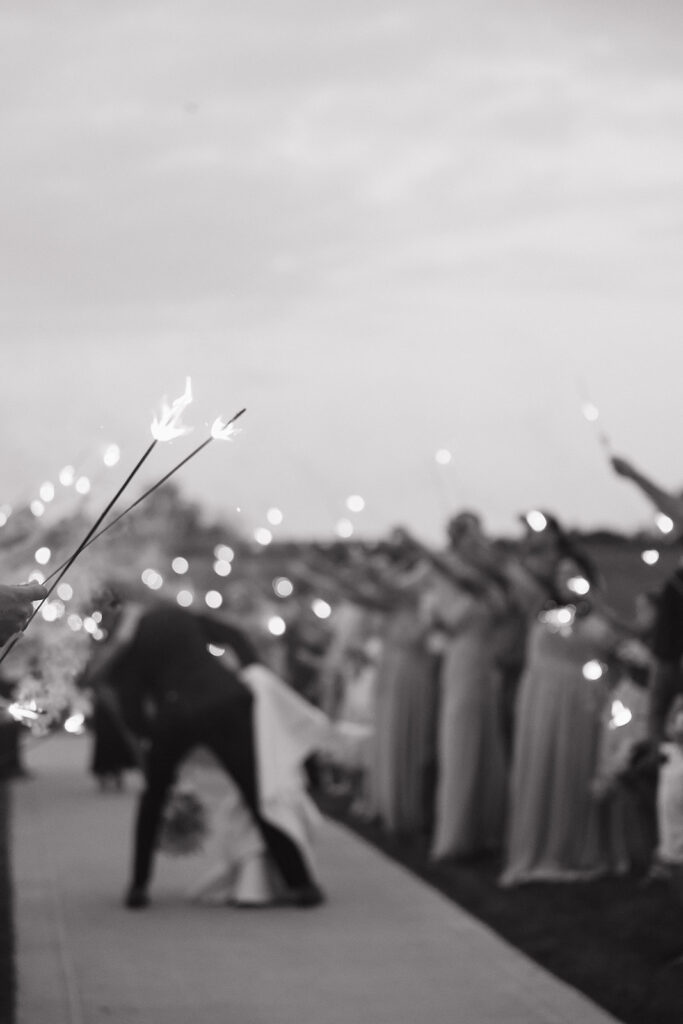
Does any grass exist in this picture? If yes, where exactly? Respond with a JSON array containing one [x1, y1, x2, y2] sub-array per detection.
[[318, 790, 683, 1024]]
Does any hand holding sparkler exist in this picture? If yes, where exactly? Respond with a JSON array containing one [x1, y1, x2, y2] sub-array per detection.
[[0, 582, 48, 644], [609, 453, 683, 537]]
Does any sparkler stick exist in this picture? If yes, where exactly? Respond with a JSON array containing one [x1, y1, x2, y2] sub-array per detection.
[[0, 379, 193, 667], [41, 408, 246, 585]]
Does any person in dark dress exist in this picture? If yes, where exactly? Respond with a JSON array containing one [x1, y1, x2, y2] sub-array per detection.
[[95, 599, 324, 910]]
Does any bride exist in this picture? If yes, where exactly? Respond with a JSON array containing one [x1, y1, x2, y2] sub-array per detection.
[[189, 659, 332, 907]]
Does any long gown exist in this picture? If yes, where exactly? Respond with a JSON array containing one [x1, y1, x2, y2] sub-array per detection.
[[430, 581, 508, 860], [500, 608, 616, 886], [369, 571, 438, 836], [191, 663, 332, 905]]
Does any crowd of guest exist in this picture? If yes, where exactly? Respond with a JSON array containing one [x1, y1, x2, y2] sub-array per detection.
[[286, 454, 683, 901]]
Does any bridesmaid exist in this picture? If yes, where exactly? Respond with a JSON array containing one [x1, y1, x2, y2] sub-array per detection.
[[401, 514, 513, 860], [500, 552, 623, 886]]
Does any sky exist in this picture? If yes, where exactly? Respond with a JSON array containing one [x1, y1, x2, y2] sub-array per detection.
[[1, 1, 683, 545]]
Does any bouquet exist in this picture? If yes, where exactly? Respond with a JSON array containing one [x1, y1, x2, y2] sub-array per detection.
[[158, 785, 208, 856]]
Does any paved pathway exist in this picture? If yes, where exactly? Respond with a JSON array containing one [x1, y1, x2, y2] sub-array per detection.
[[13, 733, 623, 1024]]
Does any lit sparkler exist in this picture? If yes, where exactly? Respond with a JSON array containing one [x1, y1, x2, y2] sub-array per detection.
[[41, 406, 246, 586], [0, 380, 194, 667]]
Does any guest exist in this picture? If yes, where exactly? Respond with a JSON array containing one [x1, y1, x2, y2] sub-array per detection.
[[652, 703, 683, 894], [501, 552, 624, 886], [403, 513, 512, 860], [363, 533, 437, 836], [495, 511, 567, 761], [88, 681, 139, 791], [591, 626, 655, 874]]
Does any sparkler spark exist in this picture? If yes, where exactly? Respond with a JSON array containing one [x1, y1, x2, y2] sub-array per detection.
[[151, 377, 193, 441]]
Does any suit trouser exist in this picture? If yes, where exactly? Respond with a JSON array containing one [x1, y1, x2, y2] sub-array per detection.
[[130, 701, 313, 892]]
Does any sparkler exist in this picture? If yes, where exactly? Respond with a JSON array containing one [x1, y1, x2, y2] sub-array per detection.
[[0, 379, 193, 667], [41, 407, 246, 586]]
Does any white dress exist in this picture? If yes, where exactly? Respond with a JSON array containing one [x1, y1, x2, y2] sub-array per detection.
[[191, 663, 332, 905]]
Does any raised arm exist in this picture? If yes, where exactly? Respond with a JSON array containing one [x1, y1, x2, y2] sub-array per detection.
[[610, 455, 683, 529]]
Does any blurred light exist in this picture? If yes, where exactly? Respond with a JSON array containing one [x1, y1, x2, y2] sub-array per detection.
[[64, 712, 86, 735], [141, 569, 163, 590], [609, 699, 633, 730], [581, 402, 600, 423], [75, 476, 91, 495], [51, 601, 65, 619], [213, 560, 232, 577], [83, 617, 97, 634], [41, 602, 59, 622], [92, 627, 105, 641], [566, 576, 590, 596], [91, 611, 102, 623], [345, 494, 366, 513], [267, 615, 286, 636], [434, 449, 452, 465], [0, 505, 10, 527], [266, 507, 283, 526], [103, 444, 121, 467], [254, 527, 272, 546], [39, 482, 55, 502], [214, 544, 234, 562], [67, 614, 83, 631], [57, 583, 73, 601], [28, 570, 45, 584], [273, 576, 294, 598], [30, 500, 45, 517], [59, 465, 75, 486], [177, 589, 194, 607], [525, 510, 548, 533], [582, 659, 604, 681], [655, 513, 674, 535], [171, 557, 189, 575], [208, 644, 225, 657], [641, 549, 660, 565], [205, 590, 223, 609], [34, 547, 51, 565], [311, 598, 332, 619], [335, 518, 354, 538]]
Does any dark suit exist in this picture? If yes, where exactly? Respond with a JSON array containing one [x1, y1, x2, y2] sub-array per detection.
[[106, 603, 313, 895]]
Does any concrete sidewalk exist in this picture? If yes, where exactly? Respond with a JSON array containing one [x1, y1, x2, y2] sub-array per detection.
[[12, 733, 623, 1024]]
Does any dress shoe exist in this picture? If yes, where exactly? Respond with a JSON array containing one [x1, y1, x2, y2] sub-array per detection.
[[124, 886, 149, 909], [285, 883, 326, 908]]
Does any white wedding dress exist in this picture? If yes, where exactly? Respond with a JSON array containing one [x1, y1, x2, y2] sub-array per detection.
[[190, 662, 332, 906]]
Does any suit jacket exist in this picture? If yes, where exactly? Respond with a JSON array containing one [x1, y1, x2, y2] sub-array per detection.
[[105, 603, 259, 737]]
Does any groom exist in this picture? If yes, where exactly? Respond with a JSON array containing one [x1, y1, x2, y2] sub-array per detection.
[[95, 598, 324, 909]]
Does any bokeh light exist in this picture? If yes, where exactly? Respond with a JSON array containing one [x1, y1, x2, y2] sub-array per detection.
[[311, 598, 332, 619], [267, 615, 286, 636], [171, 557, 189, 575], [266, 507, 283, 526], [335, 518, 354, 538], [205, 590, 223, 609], [103, 444, 121, 467], [273, 577, 294, 598]]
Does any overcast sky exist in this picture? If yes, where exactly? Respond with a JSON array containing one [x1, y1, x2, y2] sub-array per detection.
[[1, 1, 683, 544]]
